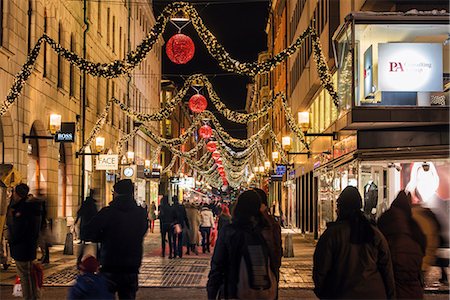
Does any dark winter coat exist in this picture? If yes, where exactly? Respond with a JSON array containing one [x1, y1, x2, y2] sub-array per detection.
[[378, 195, 426, 299], [84, 195, 148, 273], [173, 203, 190, 229], [207, 222, 270, 299], [261, 211, 282, 278], [217, 214, 231, 231], [158, 204, 174, 225], [67, 273, 113, 300], [313, 220, 396, 299], [76, 196, 98, 241], [7, 196, 42, 261]]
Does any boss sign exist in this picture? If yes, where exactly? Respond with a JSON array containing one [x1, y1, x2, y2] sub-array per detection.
[[378, 43, 442, 92]]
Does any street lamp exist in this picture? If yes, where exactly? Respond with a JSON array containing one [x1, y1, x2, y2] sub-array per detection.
[[144, 159, 151, 169], [264, 160, 271, 171], [297, 110, 338, 140], [253, 166, 259, 174], [126, 151, 135, 164], [49, 113, 62, 135], [282, 136, 292, 151], [272, 151, 279, 162], [258, 166, 265, 174], [95, 136, 105, 153]]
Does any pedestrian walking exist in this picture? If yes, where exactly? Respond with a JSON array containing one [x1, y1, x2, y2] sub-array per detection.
[[185, 202, 200, 255], [67, 255, 113, 300], [148, 201, 157, 233], [217, 205, 231, 232], [207, 190, 277, 299], [34, 190, 52, 264], [172, 196, 189, 258], [378, 191, 426, 299], [200, 204, 215, 253], [75, 189, 98, 264], [158, 195, 174, 258], [7, 183, 42, 299], [313, 186, 395, 299], [85, 179, 148, 299], [253, 188, 282, 282]]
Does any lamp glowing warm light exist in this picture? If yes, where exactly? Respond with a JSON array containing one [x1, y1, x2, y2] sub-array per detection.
[[126, 151, 135, 163], [144, 160, 151, 169], [49, 114, 62, 134], [282, 136, 292, 150], [272, 151, 279, 161], [253, 166, 259, 173], [298, 111, 310, 132], [95, 136, 105, 153], [264, 161, 271, 170], [258, 166, 265, 173], [170, 10, 190, 22]]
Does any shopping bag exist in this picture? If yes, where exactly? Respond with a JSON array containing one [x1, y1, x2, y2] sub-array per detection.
[[210, 228, 217, 248], [12, 275, 22, 297]]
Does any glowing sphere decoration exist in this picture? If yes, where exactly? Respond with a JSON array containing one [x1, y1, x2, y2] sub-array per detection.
[[206, 141, 217, 152], [199, 125, 213, 139], [212, 151, 221, 160], [188, 94, 207, 113], [165, 33, 195, 64]]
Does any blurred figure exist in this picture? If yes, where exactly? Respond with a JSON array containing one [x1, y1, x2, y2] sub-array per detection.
[[148, 201, 157, 233], [34, 189, 52, 264], [185, 202, 200, 255], [254, 188, 282, 282], [158, 195, 174, 258], [75, 189, 98, 264], [378, 191, 426, 299], [7, 183, 42, 300], [68, 255, 113, 300], [85, 179, 148, 299], [217, 205, 231, 232], [200, 204, 215, 253], [313, 186, 395, 299], [172, 196, 189, 258]]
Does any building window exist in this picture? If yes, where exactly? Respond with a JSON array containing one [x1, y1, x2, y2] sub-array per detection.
[[0, 0, 3, 46], [111, 82, 115, 126], [96, 77, 102, 115], [112, 16, 115, 53], [119, 26, 122, 57], [69, 34, 75, 97], [106, 7, 110, 45], [97, 1, 101, 34], [27, 0, 32, 54], [106, 79, 110, 122], [57, 22, 63, 88]]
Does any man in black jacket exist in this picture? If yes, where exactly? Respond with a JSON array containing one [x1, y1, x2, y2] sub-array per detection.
[[7, 183, 42, 299], [85, 179, 148, 299]]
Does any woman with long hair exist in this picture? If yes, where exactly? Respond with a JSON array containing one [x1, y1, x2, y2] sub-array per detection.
[[313, 186, 395, 299]]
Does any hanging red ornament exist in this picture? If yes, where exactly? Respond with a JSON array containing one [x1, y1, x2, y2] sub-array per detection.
[[199, 125, 212, 139], [188, 94, 207, 113], [212, 151, 221, 160], [166, 33, 195, 64], [206, 141, 217, 152], [217, 165, 224, 172], [215, 158, 223, 165]]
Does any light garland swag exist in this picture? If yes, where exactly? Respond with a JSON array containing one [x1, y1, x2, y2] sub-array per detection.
[[79, 99, 112, 153]]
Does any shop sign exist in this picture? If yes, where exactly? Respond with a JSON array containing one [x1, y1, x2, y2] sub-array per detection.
[[378, 43, 442, 92], [288, 169, 296, 180], [170, 177, 180, 183], [275, 165, 287, 176], [333, 135, 356, 159], [145, 168, 161, 179], [54, 122, 76, 142], [95, 154, 119, 170]]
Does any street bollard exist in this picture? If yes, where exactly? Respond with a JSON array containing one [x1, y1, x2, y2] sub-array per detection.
[[283, 233, 294, 258], [63, 231, 73, 255]]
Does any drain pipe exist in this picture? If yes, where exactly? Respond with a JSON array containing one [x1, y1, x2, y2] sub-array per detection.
[[126, 0, 131, 148], [80, 0, 89, 204]]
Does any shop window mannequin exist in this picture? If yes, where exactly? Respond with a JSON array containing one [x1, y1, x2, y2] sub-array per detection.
[[364, 179, 378, 219]]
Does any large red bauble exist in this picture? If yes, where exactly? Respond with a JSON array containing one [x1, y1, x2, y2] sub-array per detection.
[[166, 33, 195, 64], [212, 151, 221, 160], [188, 94, 207, 113], [206, 141, 217, 152], [215, 158, 223, 164], [199, 125, 212, 139], [217, 165, 224, 172]]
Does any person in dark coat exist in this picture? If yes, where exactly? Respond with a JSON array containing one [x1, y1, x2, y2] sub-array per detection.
[[207, 190, 276, 299], [75, 189, 98, 264], [217, 205, 231, 232], [313, 186, 396, 299], [7, 183, 42, 299], [172, 196, 190, 258], [378, 190, 426, 299], [158, 195, 174, 258], [68, 255, 113, 300], [84, 179, 148, 300]]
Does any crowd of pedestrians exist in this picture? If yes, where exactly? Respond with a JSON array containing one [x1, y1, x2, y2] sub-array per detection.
[[2, 178, 448, 300]]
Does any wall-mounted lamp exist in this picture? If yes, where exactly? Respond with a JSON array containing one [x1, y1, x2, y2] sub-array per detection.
[[127, 151, 135, 164], [298, 111, 338, 140], [95, 136, 105, 153], [144, 159, 151, 169], [23, 114, 63, 143], [272, 151, 279, 162], [258, 166, 265, 173], [282, 136, 292, 151], [264, 161, 271, 171]]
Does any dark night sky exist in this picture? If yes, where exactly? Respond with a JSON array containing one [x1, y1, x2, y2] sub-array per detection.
[[153, 0, 269, 139]]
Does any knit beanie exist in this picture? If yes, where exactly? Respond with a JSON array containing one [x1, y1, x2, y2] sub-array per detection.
[[79, 255, 99, 273], [113, 179, 134, 195], [14, 184, 30, 198]]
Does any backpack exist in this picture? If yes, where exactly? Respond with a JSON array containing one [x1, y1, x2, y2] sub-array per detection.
[[236, 229, 277, 300]]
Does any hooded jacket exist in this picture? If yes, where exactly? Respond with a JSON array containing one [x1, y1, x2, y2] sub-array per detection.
[[85, 195, 148, 273], [7, 195, 42, 261]]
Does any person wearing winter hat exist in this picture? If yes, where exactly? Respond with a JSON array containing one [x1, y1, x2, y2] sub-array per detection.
[[313, 186, 396, 299], [84, 179, 148, 299], [7, 183, 42, 299], [68, 255, 113, 300]]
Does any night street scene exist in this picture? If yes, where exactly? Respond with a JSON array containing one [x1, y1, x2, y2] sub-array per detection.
[[0, 0, 449, 299]]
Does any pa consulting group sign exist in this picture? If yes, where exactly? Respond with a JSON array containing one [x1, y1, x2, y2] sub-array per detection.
[[378, 43, 443, 92]]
